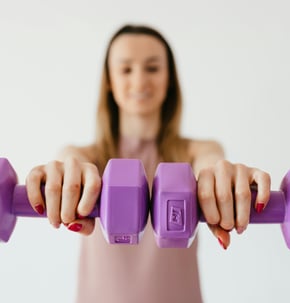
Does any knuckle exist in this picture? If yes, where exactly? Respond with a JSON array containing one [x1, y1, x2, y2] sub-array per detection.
[[263, 171, 271, 183], [216, 191, 232, 204], [63, 182, 81, 194], [86, 180, 102, 196], [26, 166, 44, 182], [235, 189, 251, 202], [216, 159, 230, 170], [65, 157, 80, 168], [215, 160, 233, 178], [47, 160, 62, 169], [235, 163, 247, 173], [198, 167, 212, 177], [253, 168, 270, 181], [198, 189, 214, 204], [45, 183, 62, 194], [85, 162, 100, 176]]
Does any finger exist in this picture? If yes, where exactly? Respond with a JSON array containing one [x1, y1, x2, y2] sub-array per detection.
[[77, 163, 102, 217], [197, 168, 220, 225], [251, 169, 271, 212], [215, 163, 235, 231], [61, 158, 82, 224], [234, 164, 252, 234], [208, 224, 231, 250], [67, 218, 95, 236], [25, 165, 46, 215], [45, 161, 63, 228]]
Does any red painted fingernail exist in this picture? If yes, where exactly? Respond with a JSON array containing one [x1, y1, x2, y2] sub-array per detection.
[[68, 223, 83, 232], [77, 214, 86, 219], [35, 204, 44, 215], [218, 237, 227, 250], [256, 203, 264, 213]]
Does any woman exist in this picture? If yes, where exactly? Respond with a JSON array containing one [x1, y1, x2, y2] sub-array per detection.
[[26, 24, 271, 302]]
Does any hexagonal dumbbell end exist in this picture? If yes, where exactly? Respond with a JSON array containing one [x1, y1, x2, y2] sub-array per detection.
[[151, 162, 198, 248], [280, 170, 290, 248], [0, 158, 18, 242], [99, 158, 150, 244]]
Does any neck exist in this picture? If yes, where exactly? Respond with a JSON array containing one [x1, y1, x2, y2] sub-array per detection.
[[119, 112, 160, 141]]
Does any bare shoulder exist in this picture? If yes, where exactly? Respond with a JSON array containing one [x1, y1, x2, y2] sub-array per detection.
[[57, 143, 98, 163]]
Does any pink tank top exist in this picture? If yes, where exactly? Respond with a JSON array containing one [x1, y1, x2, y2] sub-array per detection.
[[75, 137, 203, 303]]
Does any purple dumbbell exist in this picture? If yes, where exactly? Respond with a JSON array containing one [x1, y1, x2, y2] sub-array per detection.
[[151, 162, 290, 249], [0, 158, 149, 244]]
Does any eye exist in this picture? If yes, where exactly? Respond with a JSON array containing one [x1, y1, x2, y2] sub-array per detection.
[[121, 67, 131, 74], [146, 66, 159, 73]]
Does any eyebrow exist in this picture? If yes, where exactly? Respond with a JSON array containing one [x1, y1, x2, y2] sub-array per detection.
[[117, 56, 163, 64]]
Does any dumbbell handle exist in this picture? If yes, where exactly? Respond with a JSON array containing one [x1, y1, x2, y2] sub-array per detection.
[[198, 190, 286, 224], [12, 185, 100, 218], [12, 186, 286, 224]]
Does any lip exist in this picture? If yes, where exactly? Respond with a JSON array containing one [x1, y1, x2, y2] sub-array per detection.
[[129, 92, 151, 101]]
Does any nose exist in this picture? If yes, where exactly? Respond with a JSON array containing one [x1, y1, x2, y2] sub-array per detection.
[[131, 67, 148, 90]]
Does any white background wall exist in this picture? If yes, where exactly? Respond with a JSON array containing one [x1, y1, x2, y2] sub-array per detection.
[[0, 0, 289, 302]]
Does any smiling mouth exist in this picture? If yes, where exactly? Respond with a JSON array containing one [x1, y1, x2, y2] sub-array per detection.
[[130, 92, 151, 101]]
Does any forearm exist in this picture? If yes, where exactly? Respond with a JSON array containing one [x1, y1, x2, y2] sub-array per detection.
[[192, 140, 225, 177]]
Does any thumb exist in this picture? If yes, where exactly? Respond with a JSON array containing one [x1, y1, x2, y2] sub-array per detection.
[[66, 218, 95, 236]]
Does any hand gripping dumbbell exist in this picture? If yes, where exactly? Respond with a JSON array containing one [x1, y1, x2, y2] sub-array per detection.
[[151, 162, 290, 248], [0, 158, 149, 244]]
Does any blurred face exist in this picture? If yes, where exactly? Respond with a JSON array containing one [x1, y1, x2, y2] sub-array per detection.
[[107, 34, 169, 117]]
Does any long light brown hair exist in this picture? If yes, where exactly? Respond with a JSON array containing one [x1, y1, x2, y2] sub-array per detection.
[[95, 24, 192, 173]]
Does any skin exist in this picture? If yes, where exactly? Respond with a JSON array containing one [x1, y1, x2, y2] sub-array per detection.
[[26, 33, 271, 250]]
